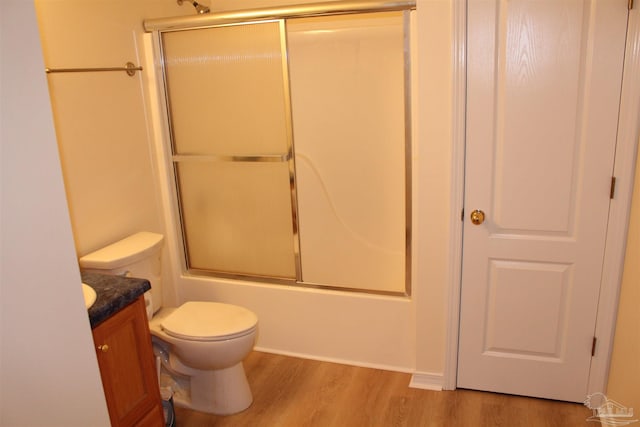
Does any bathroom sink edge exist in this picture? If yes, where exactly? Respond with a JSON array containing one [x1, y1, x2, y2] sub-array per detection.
[[82, 283, 97, 309]]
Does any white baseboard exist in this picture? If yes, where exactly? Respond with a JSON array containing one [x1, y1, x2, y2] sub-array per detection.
[[409, 372, 444, 391], [254, 346, 444, 391], [254, 346, 414, 374]]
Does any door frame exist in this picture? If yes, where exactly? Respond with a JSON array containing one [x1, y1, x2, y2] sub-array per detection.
[[443, 0, 640, 394]]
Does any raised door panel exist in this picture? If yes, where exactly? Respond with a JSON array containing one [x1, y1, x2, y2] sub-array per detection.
[[93, 297, 163, 427], [135, 403, 165, 427]]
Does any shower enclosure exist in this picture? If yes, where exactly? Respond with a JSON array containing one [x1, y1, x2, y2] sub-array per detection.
[[146, 1, 414, 295]]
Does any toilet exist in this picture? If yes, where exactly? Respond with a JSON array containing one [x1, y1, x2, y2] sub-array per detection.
[[79, 231, 258, 415]]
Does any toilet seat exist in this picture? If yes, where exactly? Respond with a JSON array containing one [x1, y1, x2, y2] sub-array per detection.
[[161, 301, 258, 342]]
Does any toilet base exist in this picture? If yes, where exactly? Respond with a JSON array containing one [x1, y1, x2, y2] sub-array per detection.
[[174, 362, 253, 415]]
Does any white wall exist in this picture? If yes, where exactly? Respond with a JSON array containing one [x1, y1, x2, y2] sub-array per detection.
[[0, 1, 110, 425], [607, 147, 640, 413], [412, 0, 454, 376], [34, 0, 181, 256]]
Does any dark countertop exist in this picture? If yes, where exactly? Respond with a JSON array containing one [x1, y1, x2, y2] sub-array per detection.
[[81, 272, 150, 328]]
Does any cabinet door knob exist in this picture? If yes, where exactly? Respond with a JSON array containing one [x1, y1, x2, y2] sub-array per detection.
[[98, 344, 109, 353]]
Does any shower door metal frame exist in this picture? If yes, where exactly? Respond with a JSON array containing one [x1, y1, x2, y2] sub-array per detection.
[[148, 2, 415, 296], [158, 19, 301, 282], [144, 0, 416, 32]]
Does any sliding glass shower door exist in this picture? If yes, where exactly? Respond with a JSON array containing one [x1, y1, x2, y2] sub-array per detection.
[[288, 13, 409, 293], [157, 11, 411, 294], [161, 20, 299, 279]]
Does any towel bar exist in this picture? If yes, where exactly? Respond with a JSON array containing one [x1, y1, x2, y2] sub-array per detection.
[[45, 62, 142, 77]]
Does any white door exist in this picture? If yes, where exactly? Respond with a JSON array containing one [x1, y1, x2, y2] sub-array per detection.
[[458, 0, 629, 402]]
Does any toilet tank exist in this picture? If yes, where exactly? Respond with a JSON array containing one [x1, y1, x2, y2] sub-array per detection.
[[79, 232, 164, 316]]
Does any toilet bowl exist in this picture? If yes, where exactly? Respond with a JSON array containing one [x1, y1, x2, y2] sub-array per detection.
[[149, 302, 257, 414], [79, 232, 258, 415]]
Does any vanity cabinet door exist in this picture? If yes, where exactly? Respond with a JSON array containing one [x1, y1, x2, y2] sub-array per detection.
[[92, 296, 164, 427]]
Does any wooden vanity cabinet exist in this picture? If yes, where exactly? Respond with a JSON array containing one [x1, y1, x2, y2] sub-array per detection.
[[92, 296, 164, 427]]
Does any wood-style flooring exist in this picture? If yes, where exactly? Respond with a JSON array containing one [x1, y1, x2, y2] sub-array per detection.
[[174, 351, 593, 427]]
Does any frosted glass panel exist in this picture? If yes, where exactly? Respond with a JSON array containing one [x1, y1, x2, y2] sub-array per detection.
[[162, 20, 296, 279], [177, 162, 296, 278], [162, 21, 290, 156], [287, 12, 407, 292]]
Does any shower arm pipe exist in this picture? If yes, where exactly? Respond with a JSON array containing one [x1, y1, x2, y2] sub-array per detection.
[[143, 0, 415, 32]]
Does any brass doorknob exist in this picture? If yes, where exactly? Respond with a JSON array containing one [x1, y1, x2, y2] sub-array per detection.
[[470, 209, 485, 225], [98, 344, 109, 353]]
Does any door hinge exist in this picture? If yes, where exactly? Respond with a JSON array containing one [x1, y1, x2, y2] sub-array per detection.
[[630, 0, 634, 11], [461, 208, 465, 221], [592, 336, 597, 356], [610, 176, 617, 199]]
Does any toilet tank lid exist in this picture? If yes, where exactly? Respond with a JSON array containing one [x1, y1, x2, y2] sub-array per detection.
[[79, 232, 164, 269]]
